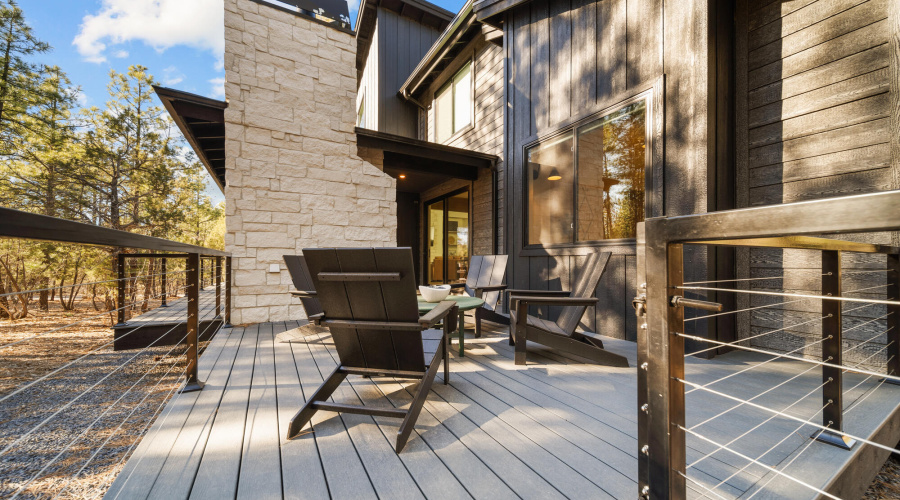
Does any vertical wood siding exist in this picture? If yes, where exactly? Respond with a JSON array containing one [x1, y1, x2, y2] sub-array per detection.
[[736, 0, 896, 366], [375, 8, 442, 137], [358, 23, 379, 131], [504, 0, 707, 340]]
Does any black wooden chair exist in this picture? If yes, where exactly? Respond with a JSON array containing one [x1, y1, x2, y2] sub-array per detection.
[[507, 251, 629, 367], [449, 254, 509, 336], [284, 254, 324, 322], [286, 247, 458, 452]]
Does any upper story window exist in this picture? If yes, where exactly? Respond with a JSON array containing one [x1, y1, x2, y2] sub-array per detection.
[[526, 98, 648, 246], [357, 94, 365, 127], [435, 61, 473, 143]]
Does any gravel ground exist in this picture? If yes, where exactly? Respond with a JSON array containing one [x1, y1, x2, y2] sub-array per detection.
[[0, 297, 211, 500]]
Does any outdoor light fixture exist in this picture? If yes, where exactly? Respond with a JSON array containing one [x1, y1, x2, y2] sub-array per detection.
[[547, 167, 562, 181], [399, 174, 406, 179]]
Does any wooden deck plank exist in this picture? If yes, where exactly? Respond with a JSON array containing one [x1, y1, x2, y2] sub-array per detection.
[[289, 330, 377, 500], [109, 323, 900, 500], [103, 325, 239, 500], [274, 321, 330, 500], [303, 330, 426, 500], [236, 322, 283, 500], [313, 330, 474, 499], [188, 324, 260, 500]]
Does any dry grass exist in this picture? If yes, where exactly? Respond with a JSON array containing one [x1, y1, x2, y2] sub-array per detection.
[[864, 454, 900, 499]]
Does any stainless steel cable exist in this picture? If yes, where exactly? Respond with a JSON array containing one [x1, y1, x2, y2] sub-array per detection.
[[674, 285, 900, 307], [684, 299, 804, 323], [10, 332, 191, 499], [683, 274, 825, 286], [677, 332, 900, 384], [680, 425, 841, 500], [0, 284, 190, 349], [0, 295, 218, 456], [0, 293, 215, 404], [677, 471, 729, 500], [686, 315, 828, 358], [0, 270, 190, 299]]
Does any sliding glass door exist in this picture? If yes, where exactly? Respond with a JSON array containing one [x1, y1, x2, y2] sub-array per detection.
[[426, 189, 470, 285]]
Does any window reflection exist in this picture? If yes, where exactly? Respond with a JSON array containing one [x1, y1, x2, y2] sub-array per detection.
[[525, 99, 647, 245], [527, 132, 574, 245]]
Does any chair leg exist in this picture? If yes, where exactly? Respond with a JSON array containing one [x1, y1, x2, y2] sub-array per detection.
[[474, 309, 482, 338], [443, 324, 450, 385], [396, 344, 443, 452], [514, 302, 527, 365], [508, 314, 516, 346], [458, 309, 465, 357], [287, 365, 347, 439]]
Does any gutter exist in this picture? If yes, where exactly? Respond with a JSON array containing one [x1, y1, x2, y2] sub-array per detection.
[[398, 0, 475, 101]]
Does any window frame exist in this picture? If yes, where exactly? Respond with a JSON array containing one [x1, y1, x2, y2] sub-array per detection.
[[521, 82, 660, 251], [434, 58, 475, 143], [357, 93, 365, 127]]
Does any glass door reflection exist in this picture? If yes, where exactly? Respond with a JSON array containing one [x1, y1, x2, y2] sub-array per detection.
[[426, 189, 469, 284]]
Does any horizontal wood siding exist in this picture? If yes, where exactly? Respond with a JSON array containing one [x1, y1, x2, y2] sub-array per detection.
[[504, 0, 706, 340], [376, 8, 441, 138], [737, 0, 896, 363]]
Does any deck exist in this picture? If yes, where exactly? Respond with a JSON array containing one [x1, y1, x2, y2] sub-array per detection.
[[112, 288, 223, 350], [105, 321, 900, 499]]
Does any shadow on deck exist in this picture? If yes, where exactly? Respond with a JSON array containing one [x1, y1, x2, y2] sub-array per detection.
[[104, 321, 900, 499]]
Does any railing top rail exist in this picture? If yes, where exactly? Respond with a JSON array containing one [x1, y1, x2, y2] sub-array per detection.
[[0, 207, 230, 257], [644, 190, 900, 254]]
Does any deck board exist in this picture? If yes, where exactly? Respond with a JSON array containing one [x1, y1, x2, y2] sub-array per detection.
[[107, 322, 900, 500]]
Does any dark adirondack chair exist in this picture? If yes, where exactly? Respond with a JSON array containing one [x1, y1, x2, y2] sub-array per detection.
[[449, 255, 509, 336], [284, 254, 324, 322], [508, 251, 629, 367], [286, 247, 458, 452]]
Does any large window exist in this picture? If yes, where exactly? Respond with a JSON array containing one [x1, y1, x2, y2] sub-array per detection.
[[526, 99, 647, 245], [435, 62, 473, 142]]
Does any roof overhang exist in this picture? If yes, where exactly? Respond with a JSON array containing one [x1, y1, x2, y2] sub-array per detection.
[[399, 0, 492, 101], [154, 86, 227, 193], [356, 127, 497, 193], [355, 0, 454, 84], [472, 0, 525, 27]]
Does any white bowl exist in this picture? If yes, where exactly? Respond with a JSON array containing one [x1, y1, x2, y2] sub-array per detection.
[[419, 285, 451, 302]]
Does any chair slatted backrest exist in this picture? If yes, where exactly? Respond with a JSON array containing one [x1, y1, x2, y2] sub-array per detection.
[[556, 252, 611, 335], [283, 255, 324, 318], [464, 255, 508, 311], [304, 248, 425, 372]]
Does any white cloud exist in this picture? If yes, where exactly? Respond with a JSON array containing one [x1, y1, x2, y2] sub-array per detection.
[[113, 49, 129, 58], [209, 77, 226, 99], [162, 66, 185, 86], [73, 0, 224, 64]]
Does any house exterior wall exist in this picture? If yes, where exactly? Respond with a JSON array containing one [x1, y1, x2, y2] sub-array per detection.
[[735, 0, 898, 365], [502, 0, 709, 340], [419, 37, 505, 265], [224, 0, 397, 325], [356, 22, 378, 130], [374, 8, 442, 137]]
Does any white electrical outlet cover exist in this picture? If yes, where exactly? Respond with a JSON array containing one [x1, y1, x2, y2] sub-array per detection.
[[269, 263, 280, 273]]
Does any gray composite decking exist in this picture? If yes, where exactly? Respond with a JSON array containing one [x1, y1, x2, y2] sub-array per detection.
[[104, 321, 900, 499], [112, 288, 222, 350]]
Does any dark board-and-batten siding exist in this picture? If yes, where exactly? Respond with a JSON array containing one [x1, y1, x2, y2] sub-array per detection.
[[735, 0, 898, 364], [503, 0, 708, 340], [376, 8, 442, 138]]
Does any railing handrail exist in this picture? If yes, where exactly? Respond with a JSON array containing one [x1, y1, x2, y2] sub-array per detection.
[[0, 206, 230, 257]]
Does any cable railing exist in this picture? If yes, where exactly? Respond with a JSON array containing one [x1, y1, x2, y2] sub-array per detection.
[[634, 190, 900, 499], [0, 207, 231, 499]]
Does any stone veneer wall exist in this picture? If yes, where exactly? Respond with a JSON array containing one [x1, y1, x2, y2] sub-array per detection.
[[224, 0, 397, 325]]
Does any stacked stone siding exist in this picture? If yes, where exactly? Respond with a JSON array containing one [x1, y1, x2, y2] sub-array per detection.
[[224, 0, 397, 325]]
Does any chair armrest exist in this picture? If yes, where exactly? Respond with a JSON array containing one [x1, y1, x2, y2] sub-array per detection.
[[419, 300, 459, 328], [505, 289, 570, 296], [473, 284, 507, 293], [448, 283, 467, 289], [509, 295, 598, 308], [290, 290, 317, 298], [308, 313, 324, 326]]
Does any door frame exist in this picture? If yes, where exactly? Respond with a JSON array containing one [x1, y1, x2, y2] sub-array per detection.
[[423, 186, 472, 284]]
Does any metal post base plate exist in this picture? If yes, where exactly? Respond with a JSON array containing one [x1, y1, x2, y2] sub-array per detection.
[[180, 380, 205, 393], [812, 429, 856, 450], [881, 377, 900, 386]]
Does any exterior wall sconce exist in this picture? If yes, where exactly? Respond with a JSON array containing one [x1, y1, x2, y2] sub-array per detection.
[[547, 167, 562, 181]]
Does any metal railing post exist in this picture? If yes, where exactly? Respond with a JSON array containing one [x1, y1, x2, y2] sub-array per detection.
[[225, 256, 233, 328], [886, 254, 899, 383], [641, 223, 686, 500], [161, 257, 168, 307], [116, 253, 127, 326], [182, 252, 204, 393], [215, 256, 222, 318], [200, 257, 205, 289], [815, 250, 854, 449]]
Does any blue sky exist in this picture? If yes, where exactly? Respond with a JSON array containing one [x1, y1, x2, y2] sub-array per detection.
[[21, 0, 466, 201]]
